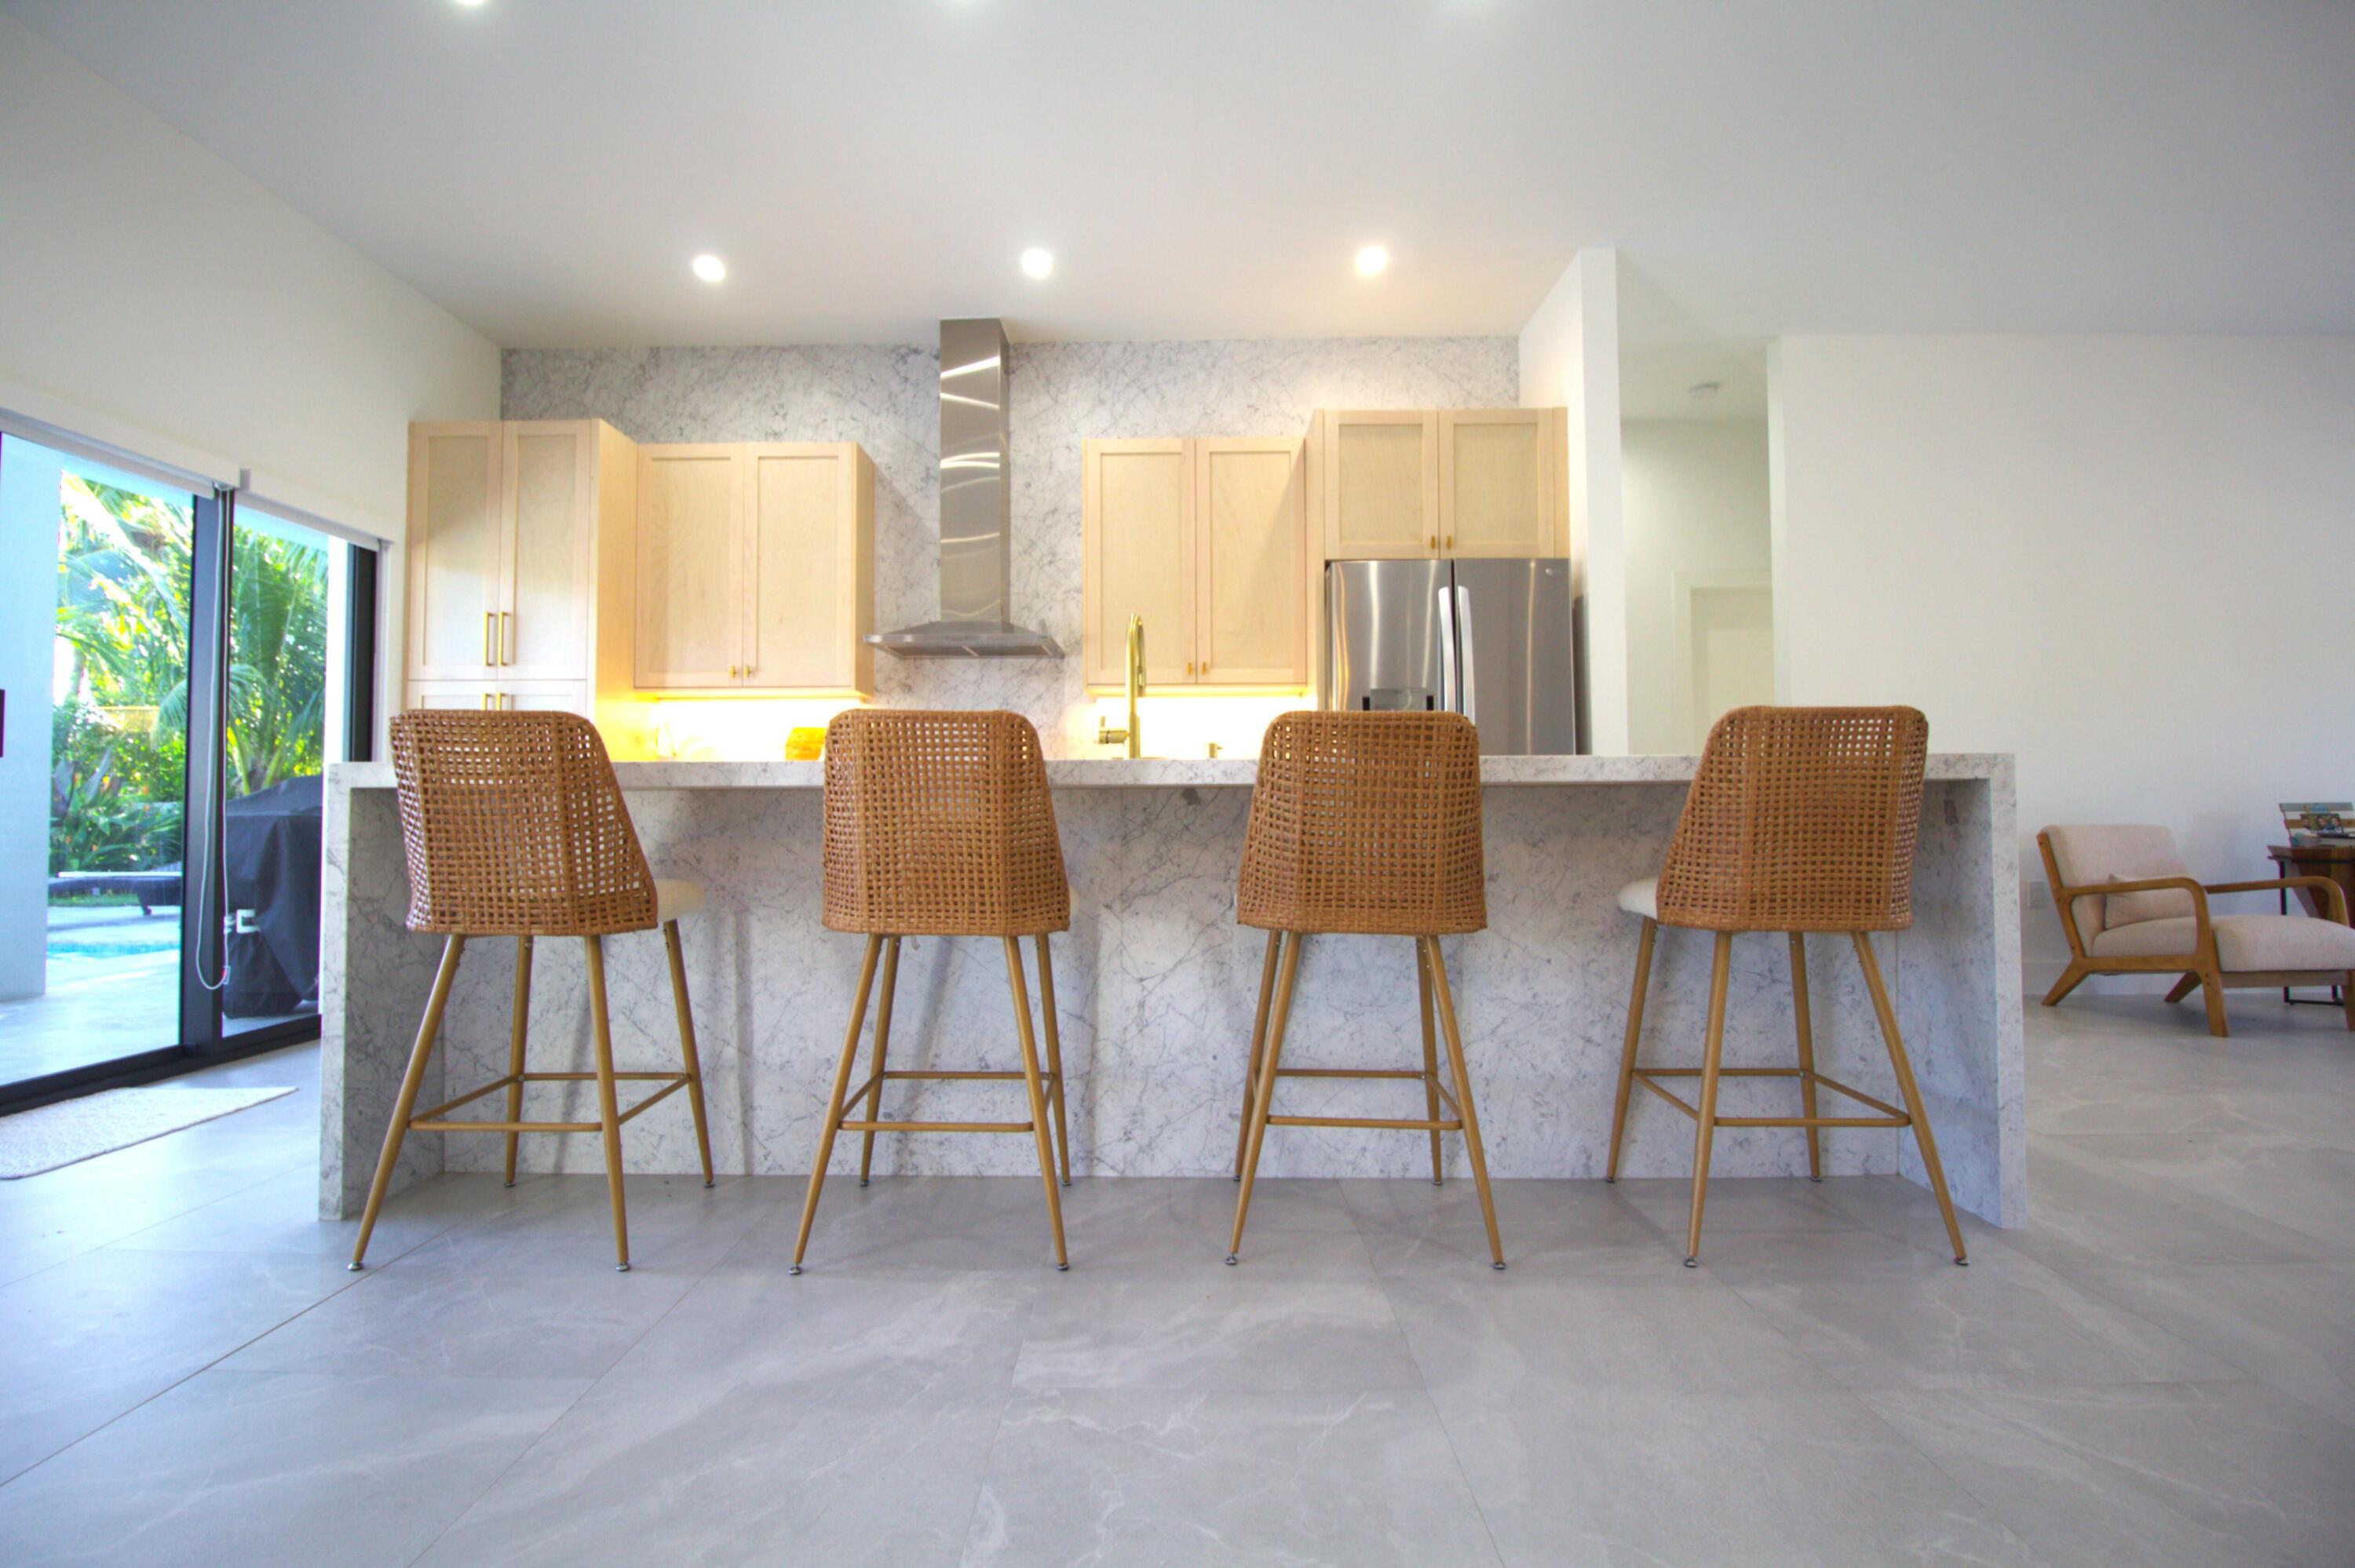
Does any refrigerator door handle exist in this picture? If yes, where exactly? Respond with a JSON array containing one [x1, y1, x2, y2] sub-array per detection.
[[1455, 585, 1477, 724], [1436, 583, 1458, 713]]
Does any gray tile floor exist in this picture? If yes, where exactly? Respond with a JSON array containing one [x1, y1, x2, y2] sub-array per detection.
[[2, 995, 2353, 1565]]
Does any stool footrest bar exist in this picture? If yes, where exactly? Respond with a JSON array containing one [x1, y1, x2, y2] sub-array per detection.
[[834, 1119, 1035, 1134], [1267, 1114, 1464, 1131]]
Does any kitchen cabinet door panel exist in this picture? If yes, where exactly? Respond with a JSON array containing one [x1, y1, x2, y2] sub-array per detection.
[[634, 447, 743, 688], [500, 425, 593, 677], [744, 446, 851, 690], [1083, 439, 1194, 687], [406, 425, 501, 680], [1324, 411, 1437, 560], [1440, 410, 1554, 557], [1196, 439, 1307, 686]]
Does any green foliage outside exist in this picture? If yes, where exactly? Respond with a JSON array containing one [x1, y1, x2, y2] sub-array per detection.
[[49, 475, 329, 876]]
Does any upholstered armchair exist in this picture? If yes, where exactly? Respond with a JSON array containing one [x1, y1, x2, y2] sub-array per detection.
[[2038, 825, 2355, 1036]]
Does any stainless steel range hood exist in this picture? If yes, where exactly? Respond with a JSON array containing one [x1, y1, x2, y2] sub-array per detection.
[[867, 317, 1063, 658]]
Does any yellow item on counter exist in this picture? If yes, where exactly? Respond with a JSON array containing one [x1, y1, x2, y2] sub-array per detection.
[[784, 727, 827, 760]]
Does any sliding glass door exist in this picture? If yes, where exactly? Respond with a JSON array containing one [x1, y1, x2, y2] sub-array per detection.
[[0, 432, 371, 1105]]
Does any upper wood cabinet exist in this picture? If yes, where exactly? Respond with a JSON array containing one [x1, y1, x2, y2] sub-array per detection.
[[634, 441, 874, 695], [1083, 436, 1308, 691], [1083, 439, 1193, 688], [403, 419, 636, 725], [1313, 407, 1567, 560]]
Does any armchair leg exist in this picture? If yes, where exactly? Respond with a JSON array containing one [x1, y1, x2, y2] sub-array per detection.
[[2200, 968, 2231, 1037], [2343, 974, 2353, 1031], [2041, 962, 2089, 1007], [2164, 973, 2201, 1004]]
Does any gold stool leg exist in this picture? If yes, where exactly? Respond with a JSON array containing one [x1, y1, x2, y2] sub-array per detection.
[[502, 935, 532, 1187], [1683, 931, 1733, 1266], [1418, 939, 1444, 1185], [1035, 934, 1073, 1187], [1426, 937, 1505, 1270], [1605, 918, 1656, 1182], [1853, 932, 1968, 1265], [663, 921, 716, 1188], [1228, 932, 1302, 1264], [1232, 931, 1282, 1180], [856, 936, 902, 1187], [583, 935, 631, 1272], [1002, 937, 1071, 1269], [1789, 933, 1822, 1182], [790, 934, 882, 1274], [351, 934, 466, 1270]]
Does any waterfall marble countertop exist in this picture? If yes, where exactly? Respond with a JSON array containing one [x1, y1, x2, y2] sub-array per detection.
[[327, 751, 2011, 792], [319, 751, 2023, 1230]]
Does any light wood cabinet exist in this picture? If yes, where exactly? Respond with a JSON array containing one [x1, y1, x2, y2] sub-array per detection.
[[1083, 439, 1193, 688], [1083, 436, 1307, 691], [1313, 407, 1567, 561], [634, 441, 874, 695], [403, 419, 636, 728]]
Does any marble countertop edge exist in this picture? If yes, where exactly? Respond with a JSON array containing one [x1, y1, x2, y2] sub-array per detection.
[[329, 752, 2012, 793]]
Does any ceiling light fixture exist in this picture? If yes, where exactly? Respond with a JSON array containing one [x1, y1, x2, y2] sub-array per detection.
[[1355, 244, 1389, 277], [691, 253, 727, 283], [452, 0, 488, 8], [1687, 381, 1722, 401], [1020, 247, 1054, 280]]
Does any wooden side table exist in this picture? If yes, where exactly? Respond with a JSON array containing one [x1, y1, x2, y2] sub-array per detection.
[[2266, 841, 2355, 1005]]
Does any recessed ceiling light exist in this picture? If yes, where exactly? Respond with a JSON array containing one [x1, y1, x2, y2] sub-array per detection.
[[452, 0, 488, 8], [1356, 244, 1389, 277], [1020, 247, 1055, 280], [691, 253, 727, 283]]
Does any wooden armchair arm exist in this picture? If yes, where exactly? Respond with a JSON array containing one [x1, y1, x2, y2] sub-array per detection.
[[2207, 876, 2351, 924]]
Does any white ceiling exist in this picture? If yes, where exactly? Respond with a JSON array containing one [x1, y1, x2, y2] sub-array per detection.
[[9, 1, 2352, 351]]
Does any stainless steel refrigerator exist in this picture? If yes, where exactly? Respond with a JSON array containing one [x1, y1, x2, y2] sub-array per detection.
[[1324, 558, 1582, 754]]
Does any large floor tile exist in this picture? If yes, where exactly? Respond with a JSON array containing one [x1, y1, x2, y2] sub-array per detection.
[[2058, 1132, 2355, 1256], [416, 1271, 1031, 1568], [0, 1246, 360, 1482], [1344, 1176, 1678, 1278], [0, 1369, 587, 1568], [2065, 1261, 2355, 1428], [963, 1387, 1502, 1567], [220, 1244, 703, 1381], [1864, 1380, 2355, 1567], [1382, 1271, 1827, 1397], [1995, 1135, 2327, 1273], [1711, 1227, 2234, 1390], [1439, 1381, 2042, 1566], [720, 1174, 1071, 1275], [1014, 1267, 1425, 1392]]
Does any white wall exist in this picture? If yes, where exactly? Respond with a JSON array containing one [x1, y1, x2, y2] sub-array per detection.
[[0, 13, 498, 537], [1622, 420, 1771, 755], [1521, 248, 1627, 753], [1771, 334, 2355, 989]]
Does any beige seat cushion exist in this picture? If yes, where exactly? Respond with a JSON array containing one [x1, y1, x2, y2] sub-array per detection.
[[654, 878, 704, 924], [1617, 877, 1659, 920], [2088, 911, 2355, 972], [2042, 824, 2194, 938]]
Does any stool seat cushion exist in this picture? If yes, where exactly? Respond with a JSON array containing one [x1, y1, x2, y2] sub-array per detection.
[[2088, 911, 2355, 971], [654, 879, 704, 924], [1617, 877, 1659, 921]]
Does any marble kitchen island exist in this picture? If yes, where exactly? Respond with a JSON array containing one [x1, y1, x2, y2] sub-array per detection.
[[319, 753, 2024, 1227]]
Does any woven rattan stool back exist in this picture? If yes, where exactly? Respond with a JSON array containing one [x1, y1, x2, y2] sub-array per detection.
[[389, 710, 657, 937], [822, 709, 1070, 937], [1236, 711, 1484, 935], [1655, 706, 1928, 933]]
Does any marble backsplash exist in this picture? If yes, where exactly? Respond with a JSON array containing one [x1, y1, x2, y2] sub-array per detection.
[[502, 337, 1519, 755]]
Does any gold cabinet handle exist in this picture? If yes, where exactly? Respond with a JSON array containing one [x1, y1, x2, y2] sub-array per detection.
[[484, 612, 495, 666], [499, 611, 513, 665], [1445, 534, 1455, 548], [480, 691, 492, 710], [1428, 534, 1438, 550]]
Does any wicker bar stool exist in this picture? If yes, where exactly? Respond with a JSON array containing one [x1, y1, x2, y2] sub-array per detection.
[[1228, 710, 1503, 1268], [350, 711, 715, 1273], [1605, 705, 1966, 1267], [788, 709, 1073, 1273]]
